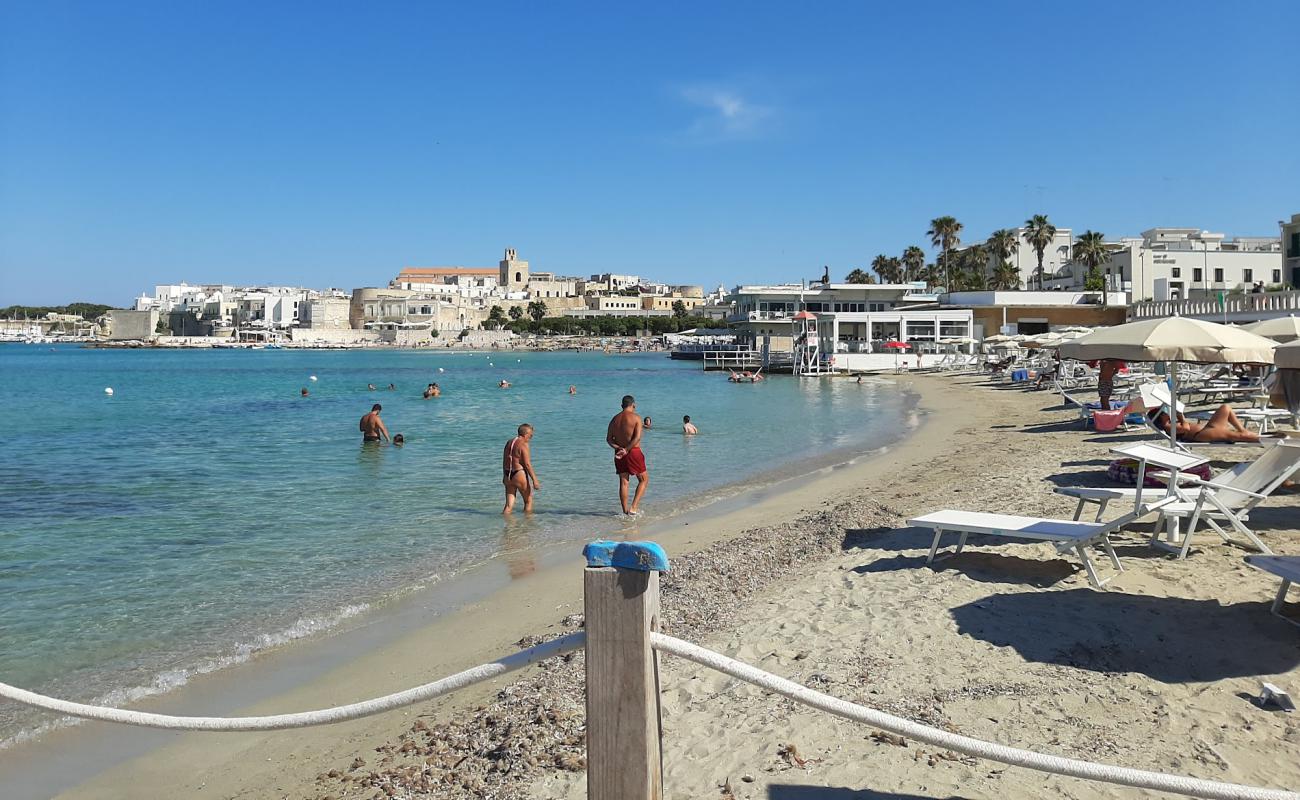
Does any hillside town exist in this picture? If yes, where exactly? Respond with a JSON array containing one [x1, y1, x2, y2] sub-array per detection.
[[6, 213, 1300, 358]]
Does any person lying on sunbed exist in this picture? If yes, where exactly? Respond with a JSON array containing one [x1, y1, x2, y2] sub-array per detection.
[[1148, 404, 1262, 444]]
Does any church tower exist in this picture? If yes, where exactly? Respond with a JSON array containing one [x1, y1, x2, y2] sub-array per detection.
[[499, 248, 529, 292]]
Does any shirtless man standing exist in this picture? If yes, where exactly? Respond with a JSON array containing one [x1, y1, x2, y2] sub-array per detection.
[[502, 423, 541, 514], [360, 404, 390, 443], [607, 395, 648, 515]]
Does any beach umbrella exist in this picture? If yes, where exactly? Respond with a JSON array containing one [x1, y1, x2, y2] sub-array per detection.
[[1244, 315, 1300, 343], [1059, 317, 1276, 448], [1278, 341, 1300, 370]]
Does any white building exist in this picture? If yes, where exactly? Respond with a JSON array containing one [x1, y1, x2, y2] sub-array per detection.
[[726, 282, 970, 353], [588, 273, 641, 293], [1044, 228, 1281, 301], [1282, 214, 1300, 291]]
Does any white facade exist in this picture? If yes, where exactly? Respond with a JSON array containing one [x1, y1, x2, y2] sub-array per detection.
[[726, 283, 969, 352], [1282, 213, 1300, 290], [1044, 228, 1282, 301]]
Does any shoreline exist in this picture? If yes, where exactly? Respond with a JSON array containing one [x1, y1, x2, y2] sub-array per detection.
[[4, 376, 955, 799]]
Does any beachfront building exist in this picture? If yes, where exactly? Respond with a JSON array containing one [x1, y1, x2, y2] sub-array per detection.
[[940, 290, 1127, 337], [1282, 214, 1300, 290], [1042, 228, 1282, 301], [727, 282, 970, 353], [298, 297, 352, 330]]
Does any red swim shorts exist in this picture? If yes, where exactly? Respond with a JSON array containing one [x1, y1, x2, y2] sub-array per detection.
[[614, 446, 647, 476]]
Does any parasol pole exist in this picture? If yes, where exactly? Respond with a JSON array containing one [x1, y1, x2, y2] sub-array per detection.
[[1166, 360, 1178, 450]]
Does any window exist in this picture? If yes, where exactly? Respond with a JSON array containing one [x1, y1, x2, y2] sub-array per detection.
[[1213, 268, 1223, 283], [1171, 267, 1180, 278], [1244, 269, 1253, 283], [1274, 270, 1282, 284], [1193, 268, 1203, 283]]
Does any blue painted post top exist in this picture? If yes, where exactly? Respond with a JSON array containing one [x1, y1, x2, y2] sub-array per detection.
[[582, 540, 670, 572]]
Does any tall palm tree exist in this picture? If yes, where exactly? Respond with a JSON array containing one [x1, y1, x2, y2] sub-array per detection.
[[1022, 214, 1057, 291], [927, 216, 963, 290], [985, 229, 1020, 287], [844, 268, 875, 284], [1073, 229, 1111, 306], [901, 246, 926, 283], [920, 263, 943, 288]]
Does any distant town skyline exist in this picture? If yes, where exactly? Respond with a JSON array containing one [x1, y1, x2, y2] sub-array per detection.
[[2, 0, 1298, 305]]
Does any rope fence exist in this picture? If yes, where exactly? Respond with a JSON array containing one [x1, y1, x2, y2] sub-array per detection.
[[1, 542, 1296, 800], [651, 633, 1300, 800], [0, 632, 584, 732]]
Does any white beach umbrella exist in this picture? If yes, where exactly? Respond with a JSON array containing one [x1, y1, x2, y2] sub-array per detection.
[[1058, 316, 1276, 448], [1244, 315, 1300, 344], [1277, 341, 1300, 370]]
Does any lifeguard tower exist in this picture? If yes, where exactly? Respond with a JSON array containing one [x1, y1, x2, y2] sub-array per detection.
[[793, 311, 830, 376]]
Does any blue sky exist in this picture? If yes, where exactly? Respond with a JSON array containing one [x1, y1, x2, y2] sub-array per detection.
[[1, 0, 1297, 305]]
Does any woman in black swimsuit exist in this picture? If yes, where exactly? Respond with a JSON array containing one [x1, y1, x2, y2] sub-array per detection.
[[502, 423, 541, 513]]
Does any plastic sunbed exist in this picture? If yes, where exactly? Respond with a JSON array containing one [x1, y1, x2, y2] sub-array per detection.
[[907, 497, 1176, 589], [1245, 555, 1300, 628]]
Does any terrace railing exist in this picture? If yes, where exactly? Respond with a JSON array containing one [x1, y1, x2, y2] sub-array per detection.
[[1129, 290, 1300, 321]]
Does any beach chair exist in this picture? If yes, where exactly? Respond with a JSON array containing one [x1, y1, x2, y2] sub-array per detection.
[[1245, 555, 1300, 628], [1056, 441, 1300, 558], [906, 497, 1177, 589]]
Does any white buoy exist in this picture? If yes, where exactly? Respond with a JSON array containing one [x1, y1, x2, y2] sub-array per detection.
[[309, 375, 318, 382], [437, 367, 445, 373], [489, 362, 494, 367], [104, 387, 114, 395]]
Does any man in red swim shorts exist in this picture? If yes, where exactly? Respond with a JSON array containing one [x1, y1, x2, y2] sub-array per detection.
[[606, 394, 648, 515]]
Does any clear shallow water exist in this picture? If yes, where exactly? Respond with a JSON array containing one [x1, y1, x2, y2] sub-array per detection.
[[0, 345, 913, 741]]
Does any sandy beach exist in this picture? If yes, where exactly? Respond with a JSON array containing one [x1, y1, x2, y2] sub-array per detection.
[[19, 372, 1300, 799]]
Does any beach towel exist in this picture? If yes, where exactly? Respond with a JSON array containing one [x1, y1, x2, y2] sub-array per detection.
[[1107, 458, 1211, 488]]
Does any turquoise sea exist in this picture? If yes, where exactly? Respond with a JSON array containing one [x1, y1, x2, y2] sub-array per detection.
[[0, 345, 914, 742]]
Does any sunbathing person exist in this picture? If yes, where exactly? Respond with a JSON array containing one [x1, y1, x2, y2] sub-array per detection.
[[1148, 404, 1261, 444]]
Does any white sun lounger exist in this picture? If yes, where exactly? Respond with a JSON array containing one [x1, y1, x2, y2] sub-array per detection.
[[1245, 555, 1300, 628], [907, 497, 1176, 589], [1055, 441, 1300, 559]]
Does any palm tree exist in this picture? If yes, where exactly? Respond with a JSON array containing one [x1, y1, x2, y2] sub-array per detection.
[[991, 261, 1021, 290], [1073, 230, 1111, 306], [927, 216, 963, 290], [1022, 214, 1057, 291], [508, 305, 523, 321], [844, 268, 875, 284], [985, 229, 1020, 287], [527, 300, 547, 323], [487, 305, 505, 329], [870, 254, 898, 283], [901, 246, 926, 283], [920, 263, 943, 288], [962, 244, 988, 288]]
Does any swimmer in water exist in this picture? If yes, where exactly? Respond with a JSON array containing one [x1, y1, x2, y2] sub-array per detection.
[[423, 383, 441, 399], [301, 387, 309, 397], [568, 385, 577, 395], [387, 383, 396, 391], [499, 379, 511, 389], [359, 404, 390, 443], [393, 433, 405, 446], [368, 383, 377, 391], [682, 415, 697, 435], [643, 416, 653, 430]]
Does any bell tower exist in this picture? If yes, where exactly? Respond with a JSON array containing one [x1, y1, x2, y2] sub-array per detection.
[[499, 248, 529, 292]]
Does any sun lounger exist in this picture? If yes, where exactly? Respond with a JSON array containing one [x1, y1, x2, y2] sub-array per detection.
[[1056, 441, 1300, 559], [907, 497, 1177, 588], [1244, 555, 1300, 628]]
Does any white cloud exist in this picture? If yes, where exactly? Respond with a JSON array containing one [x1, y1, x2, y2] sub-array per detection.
[[675, 84, 775, 142]]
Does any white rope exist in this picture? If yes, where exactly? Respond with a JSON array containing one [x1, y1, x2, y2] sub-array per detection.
[[0, 632, 584, 732], [652, 633, 1299, 800]]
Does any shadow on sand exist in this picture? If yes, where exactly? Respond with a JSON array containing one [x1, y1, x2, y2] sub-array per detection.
[[950, 588, 1300, 682]]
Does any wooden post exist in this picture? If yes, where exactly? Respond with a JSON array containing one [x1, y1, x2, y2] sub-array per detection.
[[584, 565, 663, 800]]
